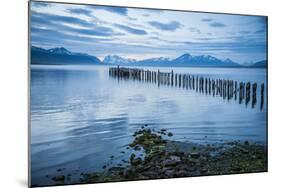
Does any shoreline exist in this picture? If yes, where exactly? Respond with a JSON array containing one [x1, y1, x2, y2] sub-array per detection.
[[45, 126, 267, 186]]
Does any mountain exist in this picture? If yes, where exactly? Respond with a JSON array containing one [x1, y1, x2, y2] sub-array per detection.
[[251, 60, 267, 68], [171, 54, 241, 67], [133, 57, 171, 66], [103, 55, 136, 64], [102, 53, 241, 67], [31, 46, 101, 65], [31, 46, 263, 68]]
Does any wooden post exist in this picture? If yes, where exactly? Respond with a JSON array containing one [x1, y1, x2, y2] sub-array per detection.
[[260, 83, 264, 110], [171, 70, 174, 87], [175, 74, 178, 87], [183, 75, 186, 88], [252, 83, 257, 108], [245, 82, 251, 105], [157, 69, 160, 87]]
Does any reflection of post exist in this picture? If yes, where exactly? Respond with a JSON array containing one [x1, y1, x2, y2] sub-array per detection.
[[252, 83, 257, 108], [260, 83, 264, 110]]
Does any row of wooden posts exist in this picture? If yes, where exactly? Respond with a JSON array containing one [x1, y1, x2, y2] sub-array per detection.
[[109, 66, 265, 110]]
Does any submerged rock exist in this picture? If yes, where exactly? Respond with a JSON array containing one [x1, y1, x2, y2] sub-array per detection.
[[52, 175, 65, 182]]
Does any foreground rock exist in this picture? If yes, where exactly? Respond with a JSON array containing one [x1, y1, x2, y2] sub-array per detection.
[[60, 127, 267, 183]]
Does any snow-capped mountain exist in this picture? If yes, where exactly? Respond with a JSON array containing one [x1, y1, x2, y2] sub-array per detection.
[[103, 55, 136, 64], [31, 46, 266, 68], [170, 54, 240, 67], [48, 47, 73, 55], [31, 46, 101, 65]]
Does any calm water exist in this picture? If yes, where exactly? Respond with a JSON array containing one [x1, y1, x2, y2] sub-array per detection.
[[30, 65, 267, 185]]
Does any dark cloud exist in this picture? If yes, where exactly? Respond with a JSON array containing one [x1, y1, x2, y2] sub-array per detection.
[[209, 22, 226, 28], [68, 8, 92, 17], [88, 5, 128, 16], [113, 24, 147, 35], [31, 2, 51, 8], [32, 11, 93, 27], [148, 21, 182, 31], [201, 18, 213, 22], [31, 11, 118, 37]]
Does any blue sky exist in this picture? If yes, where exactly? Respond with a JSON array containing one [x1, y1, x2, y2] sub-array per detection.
[[30, 1, 267, 64]]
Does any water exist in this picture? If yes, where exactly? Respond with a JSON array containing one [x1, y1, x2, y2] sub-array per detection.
[[30, 65, 267, 186]]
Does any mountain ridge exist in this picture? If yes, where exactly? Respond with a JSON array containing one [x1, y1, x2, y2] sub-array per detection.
[[31, 46, 266, 68]]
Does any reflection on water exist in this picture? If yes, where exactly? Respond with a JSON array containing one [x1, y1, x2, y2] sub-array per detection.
[[30, 65, 267, 185]]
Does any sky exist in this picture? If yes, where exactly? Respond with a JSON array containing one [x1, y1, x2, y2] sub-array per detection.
[[30, 1, 267, 64]]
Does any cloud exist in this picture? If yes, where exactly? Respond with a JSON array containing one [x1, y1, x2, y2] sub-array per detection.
[[32, 11, 93, 27], [142, 13, 150, 17], [201, 18, 213, 22], [148, 21, 182, 31], [209, 22, 226, 28], [189, 27, 201, 34], [68, 8, 92, 17], [88, 5, 128, 16], [31, 2, 51, 8], [239, 30, 251, 34], [255, 29, 265, 34], [195, 37, 213, 41], [113, 24, 147, 35], [31, 11, 118, 37], [128, 17, 137, 21]]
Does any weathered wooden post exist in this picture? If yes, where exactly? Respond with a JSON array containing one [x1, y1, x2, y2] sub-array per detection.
[[208, 78, 211, 95], [252, 83, 257, 108], [179, 74, 182, 88], [196, 76, 198, 92], [234, 81, 237, 100], [260, 83, 264, 110], [183, 75, 186, 88], [157, 69, 160, 87], [170, 70, 174, 87], [175, 74, 178, 87], [245, 82, 251, 105], [192, 76, 195, 90]]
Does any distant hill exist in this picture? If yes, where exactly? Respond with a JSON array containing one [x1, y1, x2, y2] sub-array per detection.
[[251, 60, 267, 68], [31, 46, 101, 65]]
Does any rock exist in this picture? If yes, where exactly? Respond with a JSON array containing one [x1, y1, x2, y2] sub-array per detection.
[[131, 157, 142, 166], [164, 169, 176, 177], [244, 141, 249, 145], [176, 170, 187, 177], [52, 175, 65, 182], [130, 153, 136, 161], [168, 132, 173, 137], [190, 152, 200, 159], [134, 145, 141, 151], [164, 157, 181, 167]]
